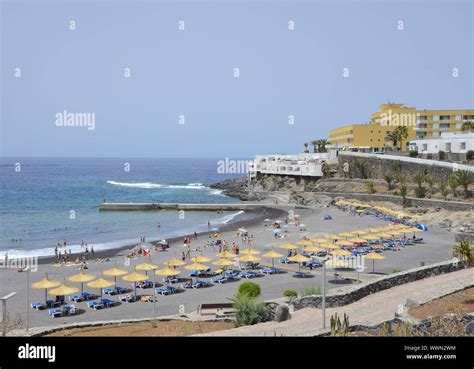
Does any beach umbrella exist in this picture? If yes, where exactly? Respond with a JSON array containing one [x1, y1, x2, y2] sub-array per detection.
[[49, 281, 79, 297], [351, 229, 368, 235], [363, 252, 386, 273], [296, 240, 312, 246], [335, 239, 352, 246], [328, 234, 339, 240], [135, 261, 159, 276], [68, 272, 96, 295], [263, 248, 284, 268], [373, 232, 392, 238], [155, 267, 180, 285], [288, 253, 311, 273], [103, 264, 128, 289], [280, 243, 298, 250], [320, 242, 338, 249], [363, 234, 381, 241], [311, 237, 329, 243], [338, 231, 354, 239], [304, 245, 324, 253], [364, 227, 380, 233], [122, 269, 149, 298], [240, 248, 261, 255], [87, 276, 114, 300], [32, 273, 61, 305], [332, 249, 351, 256], [191, 255, 213, 263], [386, 230, 404, 236], [164, 257, 186, 267], [348, 237, 367, 244], [217, 250, 236, 258], [184, 262, 209, 271], [238, 254, 261, 263], [212, 258, 234, 271]]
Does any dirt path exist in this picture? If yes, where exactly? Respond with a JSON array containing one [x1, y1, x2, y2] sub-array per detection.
[[200, 268, 474, 336]]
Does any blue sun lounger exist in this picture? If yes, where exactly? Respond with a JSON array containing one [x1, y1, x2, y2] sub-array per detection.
[[87, 301, 104, 310], [262, 267, 278, 274], [31, 302, 46, 310], [62, 305, 76, 315], [49, 308, 62, 318], [294, 271, 311, 278], [212, 276, 227, 284], [68, 295, 83, 303], [101, 299, 115, 307], [224, 271, 240, 280], [238, 271, 257, 279], [156, 286, 177, 295], [163, 276, 178, 284]]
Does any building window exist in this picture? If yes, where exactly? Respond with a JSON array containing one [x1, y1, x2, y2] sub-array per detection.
[[422, 144, 427, 151], [455, 115, 462, 121], [460, 142, 466, 150], [432, 115, 439, 121], [445, 143, 451, 152]]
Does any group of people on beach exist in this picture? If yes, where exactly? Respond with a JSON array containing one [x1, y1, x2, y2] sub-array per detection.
[[54, 239, 94, 264]]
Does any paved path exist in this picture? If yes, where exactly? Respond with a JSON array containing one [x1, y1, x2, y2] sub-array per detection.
[[201, 268, 474, 336]]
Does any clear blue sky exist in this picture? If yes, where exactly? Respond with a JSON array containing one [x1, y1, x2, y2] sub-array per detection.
[[1, 0, 472, 158]]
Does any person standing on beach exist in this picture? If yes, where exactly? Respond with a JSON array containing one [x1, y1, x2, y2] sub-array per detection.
[[207, 221, 211, 232], [54, 246, 59, 260], [91, 245, 94, 257]]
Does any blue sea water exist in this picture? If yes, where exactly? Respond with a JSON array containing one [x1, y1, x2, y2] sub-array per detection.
[[0, 157, 246, 257]]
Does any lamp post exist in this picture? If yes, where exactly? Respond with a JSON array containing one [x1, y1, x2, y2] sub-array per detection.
[[25, 267, 30, 332], [322, 260, 326, 329]]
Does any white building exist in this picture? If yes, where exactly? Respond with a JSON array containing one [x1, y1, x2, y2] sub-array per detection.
[[248, 150, 338, 180], [409, 131, 474, 155]]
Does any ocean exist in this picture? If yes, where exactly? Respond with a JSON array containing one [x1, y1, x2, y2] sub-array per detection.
[[0, 157, 247, 258]]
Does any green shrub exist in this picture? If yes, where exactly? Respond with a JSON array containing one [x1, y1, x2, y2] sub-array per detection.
[[238, 282, 261, 298], [427, 154, 433, 160], [299, 286, 321, 297], [438, 150, 446, 160], [467, 150, 474, 161], [392, 269, 402, 273], [366, 181, 376, 194], [230, 294, 266, 326], [409, 150, 418, 158], [283, 290, 298, 298]]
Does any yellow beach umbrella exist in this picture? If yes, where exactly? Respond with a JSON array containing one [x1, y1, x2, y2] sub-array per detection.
[[87, 276, 115, 300], [184, 262, 209, 271], [288, 253, 311, 272], [213, 258, 234, 267], [335, 239, 352, 246], [32, 273, 61, 304], [103, 265, 128, 289], [363, 234, 381, 241], [348, 237, 367, 244], [374, 232, 393, 238], [321, 242, 338, 249], [407, 227, 423, 233], [68, 272, 96, 295], [239, 254, 261, 263], [122, 269, 149, 298], [155, 267, 180, 277], [191, 255, 213, 263], [263, 248, 284, 268], [338, 231, 354, 238], [332, 249, 351, 256], [280, 243, 298, 250], [311, 237, 329, 243], [296, 240, 312, 246], [49, 282, 79, 297], [164, 258, 186, 267], [304, 245, 324, 253], [363, 252, 386, 272], [240, 248, 261, 255], [135, 262, 159, 277], [217, 250, 236, 258], [328, 234, 339, 240]]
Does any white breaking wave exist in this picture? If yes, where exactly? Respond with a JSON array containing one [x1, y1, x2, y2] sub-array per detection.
[[107, 181, 207, 190]]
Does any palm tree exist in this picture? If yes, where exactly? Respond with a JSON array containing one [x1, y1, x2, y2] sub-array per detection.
[[354, 159, 369, 179], [413, 171, 426, 198], [399, 183, 408, 207], [303, 143, 309, 153], [439, 182, 449, 199], [310, 140, 319, 153], [453, 239, 473, 265], [394, 126, 409, 151], [454, 170, 474, 198], [316, 139, 328, 153], [385, 131, 399, 151], [461, 121, 474, 132], [383, 174, 394, 190], [448, 174, 459, 197], [425, 175, 435, 195]]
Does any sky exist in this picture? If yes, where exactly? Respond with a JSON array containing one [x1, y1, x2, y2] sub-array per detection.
[[1, 0, 473, 158]]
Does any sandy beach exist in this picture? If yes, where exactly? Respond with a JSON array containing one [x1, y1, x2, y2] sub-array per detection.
[[0, 204, 457, 331]]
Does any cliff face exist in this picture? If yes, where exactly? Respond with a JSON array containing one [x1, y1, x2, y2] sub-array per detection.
[[209, 177, 267, 201]]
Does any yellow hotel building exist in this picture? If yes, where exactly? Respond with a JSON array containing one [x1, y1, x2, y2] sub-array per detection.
[[329, 103, 474, 152]]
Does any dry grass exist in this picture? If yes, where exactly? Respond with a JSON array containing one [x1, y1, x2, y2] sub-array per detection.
[[46, 320, 235, 337], [409, 287, 474, 320]]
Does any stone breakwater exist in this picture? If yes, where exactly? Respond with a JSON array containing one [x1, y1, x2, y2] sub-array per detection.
[[292, 260, 471, 310]]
